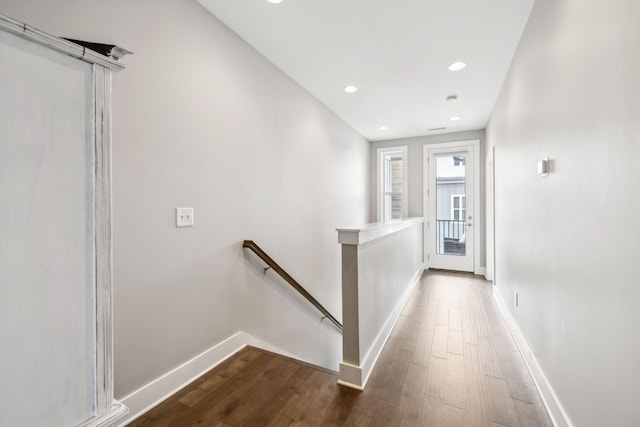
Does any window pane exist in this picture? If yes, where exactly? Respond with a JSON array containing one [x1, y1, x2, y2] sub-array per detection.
[[384, 154, 403, 190], [389, 157, 403, 190], [380, 148, 406, 222], [453, 156, 465, 166], [436, 155, 466, 256], [391, 193, 403, 219]]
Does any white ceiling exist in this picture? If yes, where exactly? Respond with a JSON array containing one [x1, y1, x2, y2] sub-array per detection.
[[196, 0, 534, 141]]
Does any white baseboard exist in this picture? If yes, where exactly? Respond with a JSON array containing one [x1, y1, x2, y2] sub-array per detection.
[[339, 265, 424, 390], [475, 266, 487, 276], [117, 332, 249, 426], [116, 331, 326, 426], [78, 400, 128, 427], [493, 288, 574, 427], [337, 362, 364, 391]]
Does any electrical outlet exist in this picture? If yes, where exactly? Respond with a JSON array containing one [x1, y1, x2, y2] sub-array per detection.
[[514, 292, 519, 307], [176, 207, 194, 227]]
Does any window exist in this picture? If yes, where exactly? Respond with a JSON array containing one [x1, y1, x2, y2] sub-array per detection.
[[451, 194, 466, 221], [377, 146, 408, 221], [453, 156, 465, 166]]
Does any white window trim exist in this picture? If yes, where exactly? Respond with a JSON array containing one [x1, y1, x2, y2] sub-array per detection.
[[376, 146, 408, 222], [451, 194, 466, 221]]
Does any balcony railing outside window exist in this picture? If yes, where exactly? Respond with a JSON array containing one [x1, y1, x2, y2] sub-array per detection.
[[436, 219, 466, 255]]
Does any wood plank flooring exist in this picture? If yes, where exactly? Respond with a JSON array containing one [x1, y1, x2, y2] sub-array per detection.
[[127, 271, 553, 427]]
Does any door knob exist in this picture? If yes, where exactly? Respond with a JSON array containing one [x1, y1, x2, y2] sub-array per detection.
[[467, 223, 472, 227]]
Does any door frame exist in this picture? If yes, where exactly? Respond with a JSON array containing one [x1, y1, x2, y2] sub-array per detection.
[[486, 145, 496, 282], [423, 140, 481, 274]]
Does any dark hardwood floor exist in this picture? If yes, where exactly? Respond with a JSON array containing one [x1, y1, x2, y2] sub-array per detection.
[[127, 271, 553, 427]]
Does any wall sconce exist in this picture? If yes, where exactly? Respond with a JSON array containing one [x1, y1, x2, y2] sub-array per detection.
[[537, 157, 549, 176]]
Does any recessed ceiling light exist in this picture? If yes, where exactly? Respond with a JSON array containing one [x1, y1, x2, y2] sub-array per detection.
[[446, 95, 458, 103], [448, 61, 467, 71], [266, 0, 283, 3], [378, 126, 388, 131], [450, 116, 462, 121], [344, 85, 358, 93]]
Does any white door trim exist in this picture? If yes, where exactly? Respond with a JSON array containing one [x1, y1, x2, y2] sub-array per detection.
[[423, 140, 481, 274], [486, 145, 496, 282]]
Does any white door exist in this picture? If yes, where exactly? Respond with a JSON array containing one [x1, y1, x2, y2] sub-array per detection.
[[425, 141, 479, 272]]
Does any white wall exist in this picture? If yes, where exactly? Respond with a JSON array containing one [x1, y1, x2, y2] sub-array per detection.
[[0, 31, 95, 426], [370, 130, 486, 268], [356, 225, 423, 357], [0, 0, 369, 399], [487, 0, 640, 425]]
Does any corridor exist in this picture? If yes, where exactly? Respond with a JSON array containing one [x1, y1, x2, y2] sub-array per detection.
[[129, 271, 552, 426]]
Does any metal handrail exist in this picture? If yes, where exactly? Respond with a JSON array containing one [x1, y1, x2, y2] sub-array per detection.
[[242, 240, 343, 332]]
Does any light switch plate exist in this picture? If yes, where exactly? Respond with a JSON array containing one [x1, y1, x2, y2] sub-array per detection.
[[176, 207, 194, 227]]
